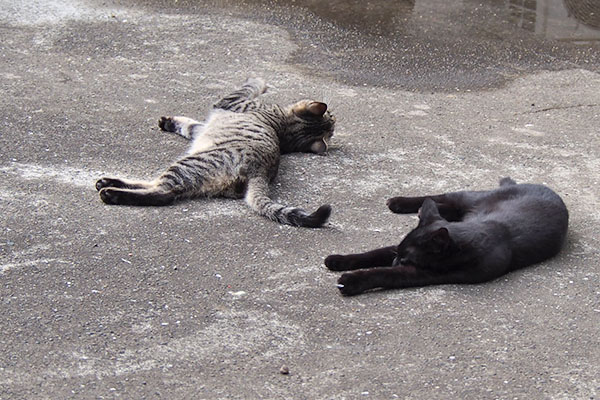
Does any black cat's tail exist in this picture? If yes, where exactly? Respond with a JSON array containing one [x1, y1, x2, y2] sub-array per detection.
[[499, 177, 517, 186], [245, 176, 331, 228]]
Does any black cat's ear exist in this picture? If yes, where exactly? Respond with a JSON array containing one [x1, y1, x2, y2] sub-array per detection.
[[425, 227, 451, 253], [432, 227, 450, 246], [306, 102, 327, 117], [418, 198, 442, 226]]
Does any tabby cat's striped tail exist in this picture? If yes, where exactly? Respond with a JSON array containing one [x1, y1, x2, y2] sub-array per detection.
[[245, 176, 331, 228]]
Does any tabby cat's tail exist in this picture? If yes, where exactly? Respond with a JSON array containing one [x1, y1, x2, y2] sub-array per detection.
[[245, 176, 331, 228]]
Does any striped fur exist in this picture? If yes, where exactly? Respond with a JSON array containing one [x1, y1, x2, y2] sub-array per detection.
[[96, 78, 335, 228]]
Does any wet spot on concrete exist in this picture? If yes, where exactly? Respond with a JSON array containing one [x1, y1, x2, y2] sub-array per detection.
[[183, 0, 600, 91]]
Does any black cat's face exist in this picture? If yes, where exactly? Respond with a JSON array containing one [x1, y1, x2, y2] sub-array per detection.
[[394, 199, 457, 270], [394, 226, 453, 269], [281, 100, 335, 154]]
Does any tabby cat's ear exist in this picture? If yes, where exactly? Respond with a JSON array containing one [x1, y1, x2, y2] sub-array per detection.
[[418, 198, 442, 226], [294, 101, 328, 118], [306, 101, 328, 117]]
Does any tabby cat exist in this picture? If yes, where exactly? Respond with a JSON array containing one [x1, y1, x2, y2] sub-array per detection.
[[325, 178, 568, 295], [96, 78, 335, 228]]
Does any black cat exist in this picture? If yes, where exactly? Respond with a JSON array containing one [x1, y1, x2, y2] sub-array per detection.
[[325, 178, 568, 296]]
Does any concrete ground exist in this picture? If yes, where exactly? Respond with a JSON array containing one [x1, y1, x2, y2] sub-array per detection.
[[1, 0, 599, 398]]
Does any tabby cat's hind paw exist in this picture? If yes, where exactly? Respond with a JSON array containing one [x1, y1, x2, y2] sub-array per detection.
[[158, 116, 177, 132], [96, 177, 126, 191], [99, 188, 121, 204]]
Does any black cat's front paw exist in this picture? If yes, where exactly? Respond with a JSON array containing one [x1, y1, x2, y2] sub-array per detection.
[[158, 116, 177, 132], [99, 188, 121, 205], [387, 196, 414, 214], [96, 177, 125, 191], [325, 255, 350, 271], [337, 272, 368, 296]]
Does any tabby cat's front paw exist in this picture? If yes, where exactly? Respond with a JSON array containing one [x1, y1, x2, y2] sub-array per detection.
[[245, 77, 267, 94], [337, 272, 368, 296], [325, 255, 350, 271], [96, 177, 125, 191], [387, 196, 413, 214], [158, 116, 177, 132]]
